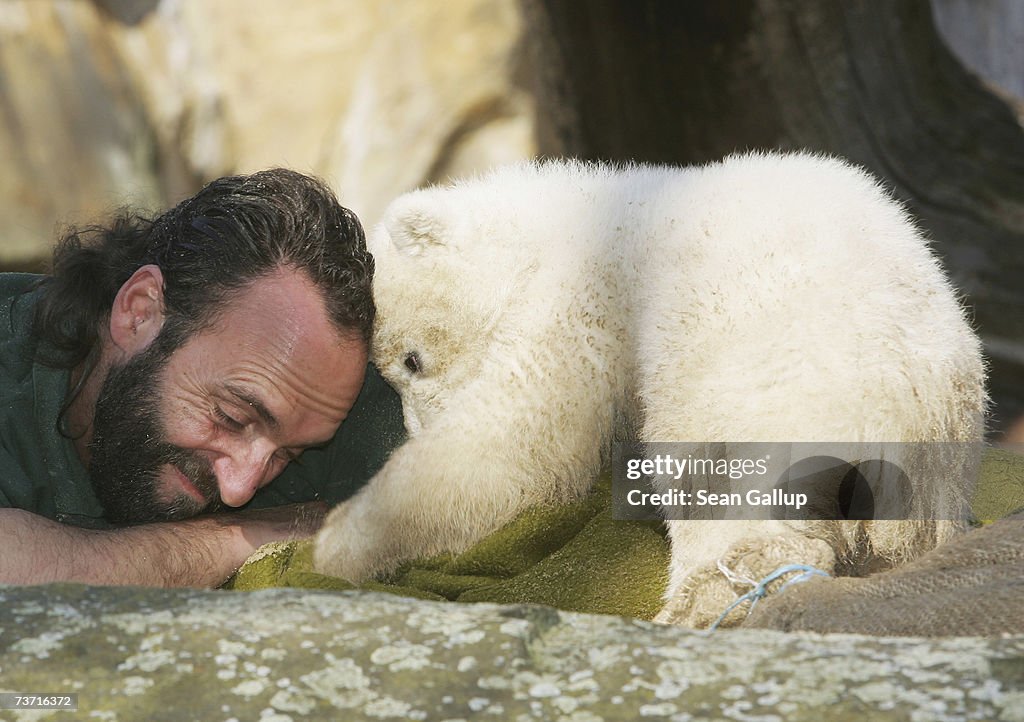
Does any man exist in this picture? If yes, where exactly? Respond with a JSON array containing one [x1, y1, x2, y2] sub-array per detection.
[[0, 169, 404, 587]]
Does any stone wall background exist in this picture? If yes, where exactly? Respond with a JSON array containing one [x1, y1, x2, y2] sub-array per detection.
[[0, 0, 1020, 269], [0, 0, 535, 268]]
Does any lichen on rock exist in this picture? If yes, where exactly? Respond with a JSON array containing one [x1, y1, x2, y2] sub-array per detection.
[[0, 583, 1022, 721]]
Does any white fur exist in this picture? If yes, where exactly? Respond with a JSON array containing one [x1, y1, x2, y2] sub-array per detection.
[[313, 152, 986, 625]]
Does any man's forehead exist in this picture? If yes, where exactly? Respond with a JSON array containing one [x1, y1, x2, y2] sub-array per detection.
[[207, 268, 331, 337], [207, 338, 365, 423], [172, 266, 367, 427]]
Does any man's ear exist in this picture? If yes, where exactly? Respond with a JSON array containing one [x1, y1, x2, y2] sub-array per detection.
[[109, 264, 166, 354]]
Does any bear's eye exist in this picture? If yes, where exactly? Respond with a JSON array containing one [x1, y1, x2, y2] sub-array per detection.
[[404, 352, 422, 374]]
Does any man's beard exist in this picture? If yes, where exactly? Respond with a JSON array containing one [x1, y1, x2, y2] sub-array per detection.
[[87, 338, 224, 525]]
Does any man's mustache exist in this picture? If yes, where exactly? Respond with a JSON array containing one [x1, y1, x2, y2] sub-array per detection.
[[165, 447, 223, 511]]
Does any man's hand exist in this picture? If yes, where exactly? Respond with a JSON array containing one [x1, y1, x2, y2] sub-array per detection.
[[230, 501, 329, 552], [0, 502, 328, 588]]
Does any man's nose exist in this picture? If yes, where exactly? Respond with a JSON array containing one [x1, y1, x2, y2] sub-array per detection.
[[212, 438, 276, 507]]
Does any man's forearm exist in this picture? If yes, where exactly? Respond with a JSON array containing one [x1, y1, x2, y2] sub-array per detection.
[[0, 504, 325, 587]]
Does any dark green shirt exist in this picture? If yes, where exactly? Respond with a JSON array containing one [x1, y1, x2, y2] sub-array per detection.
[[0, 273, 405, 528]]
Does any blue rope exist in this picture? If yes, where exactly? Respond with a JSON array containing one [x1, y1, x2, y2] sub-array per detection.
[[705, 563, 830, 633]]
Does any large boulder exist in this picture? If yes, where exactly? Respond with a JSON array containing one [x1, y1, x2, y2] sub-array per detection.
[[0, 583, 1022, 720], [0, 1, 163, 266], [0, 0, 534, 267]]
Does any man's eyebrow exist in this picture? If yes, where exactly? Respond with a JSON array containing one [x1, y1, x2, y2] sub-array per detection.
[[223, 384, 280, 431]]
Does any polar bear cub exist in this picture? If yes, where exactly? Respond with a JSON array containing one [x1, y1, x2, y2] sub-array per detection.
[[313, 152, 985, 626]]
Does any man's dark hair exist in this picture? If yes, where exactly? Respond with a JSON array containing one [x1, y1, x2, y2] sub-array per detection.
[[32, 168, 374, 377]]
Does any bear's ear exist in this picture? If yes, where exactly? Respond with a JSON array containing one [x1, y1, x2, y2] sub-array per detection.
[[381, 192, 458, 256]]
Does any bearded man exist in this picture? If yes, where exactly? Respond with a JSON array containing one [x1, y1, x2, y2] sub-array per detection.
[[0, 169, 404, 586]]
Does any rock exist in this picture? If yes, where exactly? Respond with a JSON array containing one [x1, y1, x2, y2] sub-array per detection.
[[0, 0, 534, 267], [932, 0, 1024, 109], [1, 583, 1022, 720], [0, 1, 164, 266], [109, 0, 535, 227]]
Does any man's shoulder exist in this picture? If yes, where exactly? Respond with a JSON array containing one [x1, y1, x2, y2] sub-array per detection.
[[0, 272, 41, 343], [0, 273, 45, 376], [0, 272, 40, 296], [0, 272, 104, 525], [0, 272, 42, 366]]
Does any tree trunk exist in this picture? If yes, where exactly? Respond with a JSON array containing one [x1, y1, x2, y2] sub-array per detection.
[[524, 0, 1024, 433]]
